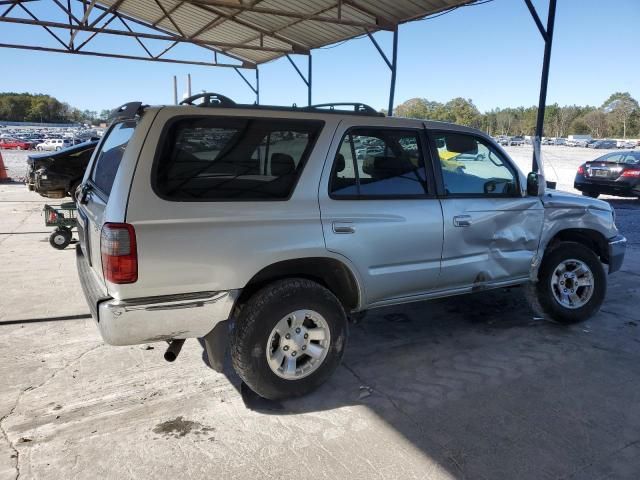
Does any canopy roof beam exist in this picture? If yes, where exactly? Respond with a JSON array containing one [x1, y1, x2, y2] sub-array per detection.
[[0, 14, 293, 54], [185, 0, 387, 30]]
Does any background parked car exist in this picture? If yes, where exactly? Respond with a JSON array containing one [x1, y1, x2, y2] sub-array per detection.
[[0, 138, 34, 150], [36, 138, 72, 151], [576, 139, 595, 148], [588, 140, 617, 149], [616, 140, 636, 149], [574, 150, 640, 198], [26, 140, 97, 198], [508, 135, 525, 146]]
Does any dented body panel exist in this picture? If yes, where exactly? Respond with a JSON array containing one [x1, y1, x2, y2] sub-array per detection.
[[439, 197, 544, 289]]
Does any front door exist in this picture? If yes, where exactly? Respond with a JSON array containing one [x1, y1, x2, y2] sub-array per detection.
[[319, 121, 443, 306], [430, 130, 543, 289]]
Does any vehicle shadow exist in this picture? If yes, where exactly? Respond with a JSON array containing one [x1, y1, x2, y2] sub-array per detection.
[[198, 282, 640, 478]]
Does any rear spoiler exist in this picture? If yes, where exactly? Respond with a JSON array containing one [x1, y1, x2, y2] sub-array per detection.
[[108, 102, 146, 123]]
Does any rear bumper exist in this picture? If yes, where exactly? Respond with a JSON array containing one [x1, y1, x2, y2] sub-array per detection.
[[76, 245, 238, 345], [574, 175, 640, 197], [608, 235, 626, 274]]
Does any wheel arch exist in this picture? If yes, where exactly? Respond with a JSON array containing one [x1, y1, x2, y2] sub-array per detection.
[[237, 257, 362, 313], [544, 228, 609, 264]]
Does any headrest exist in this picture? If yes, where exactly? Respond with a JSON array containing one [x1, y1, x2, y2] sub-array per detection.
[[368, 157, 415, 180], [335, 153, 345, 173], [271, 153, 295, 176]]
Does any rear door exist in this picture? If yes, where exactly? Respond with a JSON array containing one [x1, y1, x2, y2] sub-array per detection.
[[429, 130, 543, 288], [319, 120, 443, 306], [77, 121, 136, 279]]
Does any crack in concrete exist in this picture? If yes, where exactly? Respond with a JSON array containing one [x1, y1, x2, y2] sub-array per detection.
[[0, 343, 103, 480], [561, 439, 640, 480], [0, 394, 22, 480]]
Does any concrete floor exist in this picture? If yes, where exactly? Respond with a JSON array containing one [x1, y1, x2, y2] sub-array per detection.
[[1, 182, 639, 480]]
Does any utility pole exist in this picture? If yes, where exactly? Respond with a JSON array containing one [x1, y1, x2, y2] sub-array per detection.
[[187, 74, 192, 98], [173, 76, 178, 105]]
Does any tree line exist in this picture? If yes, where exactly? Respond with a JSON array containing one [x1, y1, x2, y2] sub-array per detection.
[[0, 93, 110, 124], [2, 91, 639, 137], [393, 92, 639, 139]]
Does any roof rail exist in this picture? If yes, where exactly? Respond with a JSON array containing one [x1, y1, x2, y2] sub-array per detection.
[[108, 102, 144, 122], [175, 92, 383, 117], [305, 103, 383, 116], [180, 93, 236, 107]]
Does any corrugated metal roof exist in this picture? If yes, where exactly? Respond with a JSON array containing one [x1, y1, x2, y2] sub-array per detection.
[[98, 0, 477, 66]]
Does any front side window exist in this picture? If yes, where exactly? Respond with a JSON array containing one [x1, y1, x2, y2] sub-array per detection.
[[155, 117, 322, 200], [434, 133, 518, 196], [91, 121, 136, 196], [330, 129, 429, 198]]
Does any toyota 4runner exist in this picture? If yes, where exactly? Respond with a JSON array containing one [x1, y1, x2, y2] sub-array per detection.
[[76, 93, 626, 400]]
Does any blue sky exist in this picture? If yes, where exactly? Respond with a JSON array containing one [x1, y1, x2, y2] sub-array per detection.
[[0, 0, 638, 113]]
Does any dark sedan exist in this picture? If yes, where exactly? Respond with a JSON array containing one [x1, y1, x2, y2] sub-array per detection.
[[27, 140, 98, 198], [574, 150, 640, 198], [587, 139, 617, 149]]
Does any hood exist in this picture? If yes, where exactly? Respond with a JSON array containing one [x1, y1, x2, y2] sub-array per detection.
[[541, 189, 612, 212]]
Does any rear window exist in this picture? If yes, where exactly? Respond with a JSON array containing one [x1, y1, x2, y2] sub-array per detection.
[[91, 121, 135, 196], [154, 117, 323, 201]]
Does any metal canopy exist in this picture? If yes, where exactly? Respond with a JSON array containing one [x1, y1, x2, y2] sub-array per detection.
[[0, 0, 475, 68]]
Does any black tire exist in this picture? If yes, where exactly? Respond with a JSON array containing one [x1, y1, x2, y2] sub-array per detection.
[[535, 242, 606, 324], [231, 278, 348, 400], [582, 191, 600, 198], [49, 228, 72, 249]]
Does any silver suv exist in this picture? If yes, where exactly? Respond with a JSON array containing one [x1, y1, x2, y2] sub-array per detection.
[[76, 93, 626, 400]]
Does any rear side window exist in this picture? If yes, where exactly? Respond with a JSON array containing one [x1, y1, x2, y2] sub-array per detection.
[[91, 121, 135, 196], [330, 128, 429, 198], [154, 117, 323, 201]]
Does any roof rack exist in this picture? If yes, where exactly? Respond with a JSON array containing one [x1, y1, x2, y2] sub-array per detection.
[[174, 92, 382, 117], [180, 93, 236, 107], [304, 103, 383, 116]]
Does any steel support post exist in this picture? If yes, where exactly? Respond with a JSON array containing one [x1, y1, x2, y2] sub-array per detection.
[[528, 0, 557, 173], [256, 67, 260, 105], [307, 53, 312, 106], [387, 26, 398, 116]]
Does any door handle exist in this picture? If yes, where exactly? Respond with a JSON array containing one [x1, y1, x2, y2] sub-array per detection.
[[332, 222, 355, 234], [453, 215, 472, 227]]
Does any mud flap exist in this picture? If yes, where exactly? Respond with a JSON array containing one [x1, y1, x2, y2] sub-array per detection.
[[203, 320, 229, 372]]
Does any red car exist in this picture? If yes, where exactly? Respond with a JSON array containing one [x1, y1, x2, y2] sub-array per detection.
[[0, 138, 33, 150]]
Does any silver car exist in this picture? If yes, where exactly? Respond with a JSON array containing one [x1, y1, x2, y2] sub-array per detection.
[[76, 94, 626, 400]]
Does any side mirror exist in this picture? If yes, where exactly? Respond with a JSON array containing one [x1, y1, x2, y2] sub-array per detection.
[[527, 172, 545, 196]]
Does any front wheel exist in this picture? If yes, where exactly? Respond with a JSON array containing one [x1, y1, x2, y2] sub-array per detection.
[[535, 242, 606, 324], [231, 278, 348, 400]]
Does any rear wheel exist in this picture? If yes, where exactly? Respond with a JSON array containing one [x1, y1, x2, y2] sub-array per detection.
[[231, 278, 347, 400], [582, 191, 600, 198], [535, 242, 605, 324], [49, 228, 72, 249]]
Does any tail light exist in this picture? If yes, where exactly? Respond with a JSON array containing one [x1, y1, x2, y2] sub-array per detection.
[[621, 169, 640, 178], [47, 210, 58, 223], [100, 223, 137, 284], [577, 165, 585, 175]]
